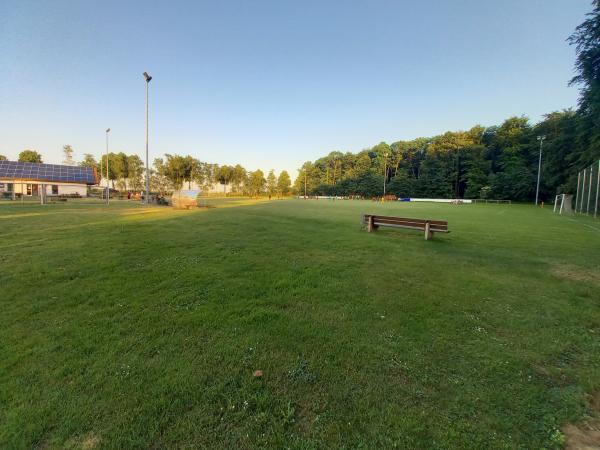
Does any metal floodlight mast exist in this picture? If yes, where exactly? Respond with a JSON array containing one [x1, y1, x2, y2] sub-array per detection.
[[143, 72, 152, 204], [383, 153, 388, 197], [576, 171, 581, 213], [581, 168, 587, 213], [594, 160, 600, 219], [304, 168, 307, 198], [535, 135, 545, 206], [587, 163, 594, 215], [106, 128, 110, 204]]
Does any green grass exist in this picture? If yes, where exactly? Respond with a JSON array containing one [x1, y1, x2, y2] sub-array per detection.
[[1, 199, 599, 449]]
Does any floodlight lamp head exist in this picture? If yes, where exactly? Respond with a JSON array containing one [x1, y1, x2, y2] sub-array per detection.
[[537, 135, 546, 141], [143, 72, 152, 82], [106, 128, 110, 133]]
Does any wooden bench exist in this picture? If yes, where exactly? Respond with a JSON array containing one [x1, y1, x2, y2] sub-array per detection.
[[362, 214, 449, 240]]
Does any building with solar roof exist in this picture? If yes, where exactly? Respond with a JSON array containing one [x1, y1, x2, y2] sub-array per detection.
[[0, 161, 98, 199]]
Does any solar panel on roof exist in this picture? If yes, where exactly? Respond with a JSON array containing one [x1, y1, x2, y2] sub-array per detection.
[[0, 161, 97, 184]]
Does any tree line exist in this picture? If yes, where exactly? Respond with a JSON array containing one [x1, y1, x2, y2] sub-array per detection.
[[150, 154, 291, 197], [294, 113, 583, 201], [294, 3, 600, 201], [4, 148, 292, 197]]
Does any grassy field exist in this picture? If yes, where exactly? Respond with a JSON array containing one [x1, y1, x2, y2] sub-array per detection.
[[1, 199, 599, 449]]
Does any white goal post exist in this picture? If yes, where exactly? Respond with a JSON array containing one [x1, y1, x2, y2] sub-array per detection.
[[553, 194, 573, 215]]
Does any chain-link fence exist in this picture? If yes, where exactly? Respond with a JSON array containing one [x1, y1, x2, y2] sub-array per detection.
[[575, 160, 600, 218]]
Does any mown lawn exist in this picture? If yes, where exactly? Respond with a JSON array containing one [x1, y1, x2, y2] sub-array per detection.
[[0, 199, 599, 449]]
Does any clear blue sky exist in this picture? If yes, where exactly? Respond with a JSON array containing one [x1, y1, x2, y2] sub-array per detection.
[[0, 0, 591, 178]]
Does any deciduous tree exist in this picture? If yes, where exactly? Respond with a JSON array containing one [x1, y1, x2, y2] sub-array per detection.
[[266, 170, 277, 197], [215, 165, 235, 194], [248, 170, 266, 196], [18, 150, 42, 163], [277, 170, 291, 196], [62, 145, 75, 165]]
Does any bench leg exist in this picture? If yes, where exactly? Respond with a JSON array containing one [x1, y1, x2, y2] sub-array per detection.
[[424, 222, 432, 240], [368, 216, 374, 232]]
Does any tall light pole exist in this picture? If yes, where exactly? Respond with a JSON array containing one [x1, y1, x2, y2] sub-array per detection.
[[106, 128, 110, 204], [535, 135, 546, 206], [304, 167, 307, 198], [143, 72, 152, 204], [455, 149, 460, 200], [383, 152, 388, 198]]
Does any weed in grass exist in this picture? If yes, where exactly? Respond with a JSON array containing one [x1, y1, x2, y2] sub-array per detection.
[[287, 358, 317, 384]]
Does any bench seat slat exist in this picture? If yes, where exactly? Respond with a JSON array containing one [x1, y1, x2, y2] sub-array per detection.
[[374, 223, 449, 232], [373, 220, 448, 231], [373, 218, 448, 229], [365, 214, 448, 226]]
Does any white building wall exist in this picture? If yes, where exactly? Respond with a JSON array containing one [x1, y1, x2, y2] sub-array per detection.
[[53, 184, 88, 197], [0, 180, 88, 197]]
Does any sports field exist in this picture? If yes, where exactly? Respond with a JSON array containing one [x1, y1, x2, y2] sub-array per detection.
[[1, 199, 599, 449]]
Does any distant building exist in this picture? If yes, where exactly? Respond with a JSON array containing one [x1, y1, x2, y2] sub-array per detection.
[[0, 161, 98, 198]]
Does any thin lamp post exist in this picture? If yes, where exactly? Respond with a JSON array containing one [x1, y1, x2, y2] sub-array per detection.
[[106, 128, 110, 204], [579, 169, 587, 214], [576, 171, 581, 213], [587, 163, 593, 215], [455, 149, 460, 200], [383, 153, 388, 198], [594, 160, 600, 219], [535, 135, 545, 205], [99, 149, 103, 199], [143, 72, 152, 204], [304, 168, 307, 198]]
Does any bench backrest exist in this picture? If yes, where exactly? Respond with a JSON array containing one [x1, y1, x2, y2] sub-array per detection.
[[363, 214, 448, 231]]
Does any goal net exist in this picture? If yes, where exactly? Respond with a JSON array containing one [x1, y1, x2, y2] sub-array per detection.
[[575, 160, 600, 219]]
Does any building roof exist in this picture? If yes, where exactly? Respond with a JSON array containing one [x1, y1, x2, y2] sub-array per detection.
[[0, 161, 98, 185]]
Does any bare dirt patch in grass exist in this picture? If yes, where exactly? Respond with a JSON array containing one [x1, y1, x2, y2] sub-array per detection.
[[65, 432, 100, 450], [563, 423, 600, 449], [563, 392, 600, 449], [551, 264, 600, 285], [81, 433, 100, 450]]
